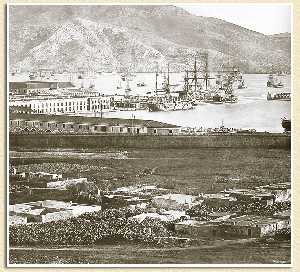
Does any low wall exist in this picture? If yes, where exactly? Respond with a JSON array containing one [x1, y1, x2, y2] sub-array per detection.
[[9, 133, 291, 149]]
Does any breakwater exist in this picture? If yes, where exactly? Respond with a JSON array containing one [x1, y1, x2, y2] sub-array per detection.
[[9, 133, 291, 149]]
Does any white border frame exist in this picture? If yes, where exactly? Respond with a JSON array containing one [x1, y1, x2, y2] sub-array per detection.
[[6, 2, 293, 268]]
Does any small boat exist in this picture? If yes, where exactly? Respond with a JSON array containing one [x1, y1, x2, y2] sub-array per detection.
[[29, 72, 36, 80], [237, 79, 247, 89], [147, 100, 193, 112], [224, 94, 238, 103], [281, 118, 291, 132], [267, 92, 291, 101], [273, 82, 284, 88], [148, 102, 161, 112], [137, 82, 146, 87], [204, 94, 224, 104], [267, 74, 284, 88]]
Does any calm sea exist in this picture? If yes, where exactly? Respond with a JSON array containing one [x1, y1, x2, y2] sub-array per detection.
[[11, 73, 291, 132], [87, 73, 291, 133]]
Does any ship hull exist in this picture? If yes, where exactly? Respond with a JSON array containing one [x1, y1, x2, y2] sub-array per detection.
[[148, 101, 194, 112], [282, 119, 291, 132], [267, 92, 291, 101]]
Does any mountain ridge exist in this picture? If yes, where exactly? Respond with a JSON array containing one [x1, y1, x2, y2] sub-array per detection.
[[9, 5, 291, 73]]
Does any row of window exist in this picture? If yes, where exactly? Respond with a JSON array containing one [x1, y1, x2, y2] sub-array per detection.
[[31, 101, 87, 108], [10, 122, 146, 133]]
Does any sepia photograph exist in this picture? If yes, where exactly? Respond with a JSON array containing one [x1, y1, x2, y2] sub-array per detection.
[[7, 3, 291, 266]]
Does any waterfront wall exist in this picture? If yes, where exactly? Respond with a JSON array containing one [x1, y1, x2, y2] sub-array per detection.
[[9, 133, 291, 149]]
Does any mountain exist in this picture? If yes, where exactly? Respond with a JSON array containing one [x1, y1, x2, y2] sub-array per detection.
[[9, 5, 291, 73]]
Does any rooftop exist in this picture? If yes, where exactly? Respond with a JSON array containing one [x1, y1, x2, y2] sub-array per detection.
[[220, 215, 287, 227], [10, 200, 101, 215], [10, 113, 180, 128], [10, 81, 76, 90], [153, 194, 196, 204]]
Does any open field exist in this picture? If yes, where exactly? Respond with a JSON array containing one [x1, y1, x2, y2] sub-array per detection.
[[10, 147, 291, 195], [9, 147, 291, 264], [9, 239, 290, 264]]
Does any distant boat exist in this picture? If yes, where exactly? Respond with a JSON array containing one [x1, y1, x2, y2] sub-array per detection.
[[267, 74, 284, 88], [237, 79, 247, 89], [273, 82, 284, 88], [224, 94, 238, 104], [29, 73, 36, 80], [267, 92, 291, 101], [121, 74, 126, 81], [281, 118, 291, 132], [137, 82, 146, 87], [148, 100, 193, 112], [204, 93, 224, 104]]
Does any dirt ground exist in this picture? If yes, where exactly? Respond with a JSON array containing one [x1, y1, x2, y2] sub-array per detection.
[[9, 239, 291, 264], [10, 147, 291, 194]]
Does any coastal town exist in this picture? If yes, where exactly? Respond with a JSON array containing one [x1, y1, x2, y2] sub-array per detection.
[[9, 165, 291, 246], [8, 4, 291, 265], [8, 60, 291, 265]]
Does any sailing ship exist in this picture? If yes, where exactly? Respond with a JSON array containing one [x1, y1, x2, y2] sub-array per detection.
[[29, 72, 37, 80], [137, 81, 146, 87], [267, 74, 284, 88], [89, 79, 95, 89], [237, 72, 247, 89], [147, 64, 193, 112], [281, 118, 291, 132], [182, 56, 209, 104], [180, 54, 226, 105], [214, 65, 240, 103], [116, 80, 122, 89], [124, 79, 132, 97], [223, 74, 238, 103], [237, 79, 247, 89], [202, 56, 227, 104]]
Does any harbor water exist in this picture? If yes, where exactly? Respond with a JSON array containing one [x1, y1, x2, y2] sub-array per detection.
[[86, 73, 291, 133], [11, 73, 291, 132]]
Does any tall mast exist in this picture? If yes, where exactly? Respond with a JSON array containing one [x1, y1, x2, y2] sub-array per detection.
[[204, 53, 208, 91], [194, 57, 197, 93], [185, 70, 189, 93], [155, 67, 158, 95], [167, 63, 170, 87]]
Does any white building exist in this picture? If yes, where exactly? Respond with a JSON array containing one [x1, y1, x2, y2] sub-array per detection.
[[152, 194, 197, 210], [10, 96, 112, 114], [9, 200, 102, 224]]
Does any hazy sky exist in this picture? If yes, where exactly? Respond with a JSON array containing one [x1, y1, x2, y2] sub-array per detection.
[[177, 4, 291, 35]]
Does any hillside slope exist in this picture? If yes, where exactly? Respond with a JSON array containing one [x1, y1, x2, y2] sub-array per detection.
[[9, 5, 291, 73]]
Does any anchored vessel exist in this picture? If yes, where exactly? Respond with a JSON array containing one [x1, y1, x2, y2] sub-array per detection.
[[237, 73, 247, 89], [267, 74, 284, 88], [213, 65, 241, 104], [147, 64, 193, 112], [282, 118, 291, 132], [267, 92, 291, 101]]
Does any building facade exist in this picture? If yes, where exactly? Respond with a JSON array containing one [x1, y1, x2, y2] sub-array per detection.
[[9, 113, 181, 136], [10, 96, 113, 115]]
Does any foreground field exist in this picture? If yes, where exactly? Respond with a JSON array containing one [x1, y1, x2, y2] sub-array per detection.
[[9, 239, 290, 264], [9, 147, 291, 264], [10, 147, 291, 194]]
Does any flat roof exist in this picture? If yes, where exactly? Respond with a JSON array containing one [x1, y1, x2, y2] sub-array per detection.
[[10, 113, 180, 128], [221, 215, 287, 227], [10, 81, 76, 89]]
